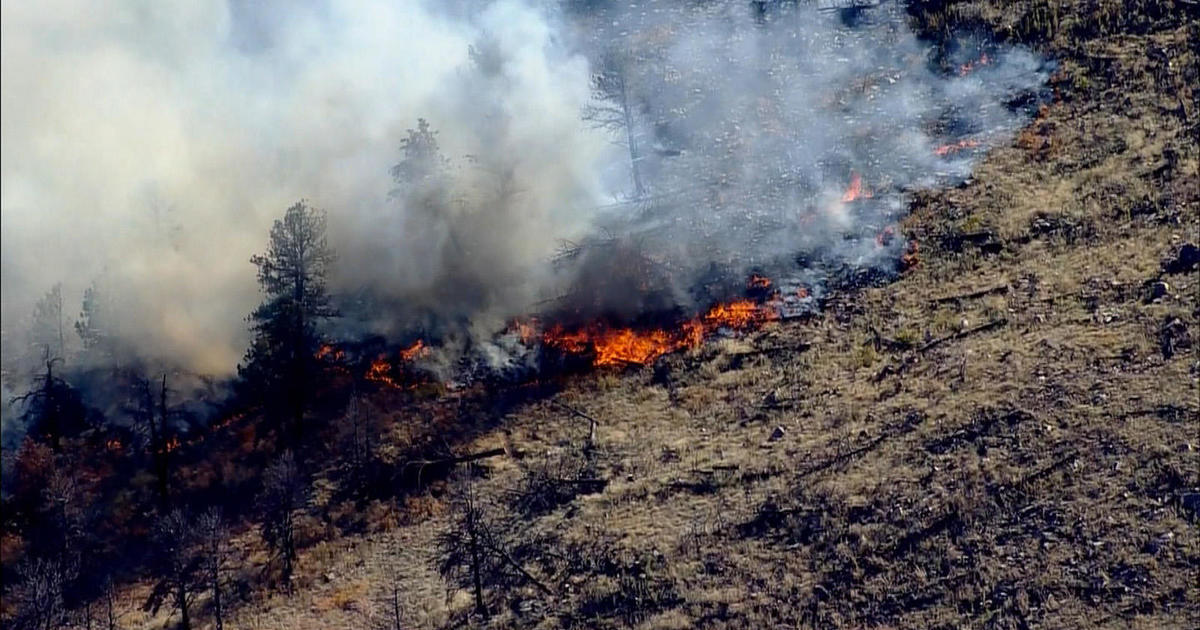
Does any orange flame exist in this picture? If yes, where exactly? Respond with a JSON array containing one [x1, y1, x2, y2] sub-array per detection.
[[105, 438, 123, 452], [399, 339, 430, 362], [541, 291, 781, 367], [159, 436, 181, 454], [366, 340, 430, 388], [841, 171, 872, 202], [901, 239, 921, 271], [934, 138, 980, 156], [367, 357, 402, 388], [703, 298, 777, 329], [958, 53, 991, 76], [875, 225, 896, 247], [211, 412, 244, 430], [316, 344, 345, 361], [748, 274, 772, 290], [510, 319, 541, 344]]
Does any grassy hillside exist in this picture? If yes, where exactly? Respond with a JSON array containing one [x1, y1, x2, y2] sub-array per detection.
[[111, 2, 1197, 628]]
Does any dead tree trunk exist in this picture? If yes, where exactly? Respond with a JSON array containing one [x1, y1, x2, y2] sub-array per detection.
[[465, 487, 487, 619]]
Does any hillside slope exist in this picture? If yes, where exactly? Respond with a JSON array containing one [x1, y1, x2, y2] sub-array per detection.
[[118, 2, 1197, 629]]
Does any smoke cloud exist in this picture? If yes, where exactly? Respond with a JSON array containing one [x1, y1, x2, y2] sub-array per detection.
[[1, 1, 1050, 379]]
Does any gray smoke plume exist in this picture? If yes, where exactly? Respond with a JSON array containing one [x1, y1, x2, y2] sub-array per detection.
[[0, 1, 1050, 385]]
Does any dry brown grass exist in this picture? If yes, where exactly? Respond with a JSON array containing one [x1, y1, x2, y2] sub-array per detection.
[[113, 1, 1198, 628]]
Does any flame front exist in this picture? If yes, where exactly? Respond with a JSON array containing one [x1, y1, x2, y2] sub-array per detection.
[[399, 339, 430, 362], [841, 171, 872, 202], [934, 138, 980, 156], [366, 340, 430, 389], [541, 297, 780, 367], [959, 53, 991, 76], [316, 344, 346, 361]]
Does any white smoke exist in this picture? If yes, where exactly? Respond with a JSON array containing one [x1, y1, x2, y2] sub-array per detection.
[[1, 0, 1050, 381], [1, 0, 616, 375]]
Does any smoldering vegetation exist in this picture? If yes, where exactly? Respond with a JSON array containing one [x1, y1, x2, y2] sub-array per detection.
[[2, 1, 1050, 389]]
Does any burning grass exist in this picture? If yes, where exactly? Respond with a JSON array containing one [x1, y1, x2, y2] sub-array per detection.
[[541, 296, 785, 368]]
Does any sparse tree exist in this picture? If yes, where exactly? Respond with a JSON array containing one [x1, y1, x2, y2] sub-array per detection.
[[341, 390, 375, 487], [440, 477, 489, 618], [129, 374, 185, 507], [29, 284, 66, 364], [12, 355, 91, 449], [102, 577, 120, 630], [389, 118, 446, 192], [75, 281, 111, 359], [583, 54, 646, 198], [260, 451, 306, 591], [10, 557, 68, 630], [240, 201, 337, 439], [144, 509, 201, 630], [197, 507, 232, 630], [437, 473, 553, 620]]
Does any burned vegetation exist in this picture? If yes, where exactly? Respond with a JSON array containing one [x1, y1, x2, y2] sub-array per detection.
[[2, 1, 1198, 629]]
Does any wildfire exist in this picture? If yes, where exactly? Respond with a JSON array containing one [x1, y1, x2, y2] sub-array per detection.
[[703, 298, 776, 329], [841, 171, 872, 202], [159, 436, 181, 454], [748, 274, 772, 290], [105, 438, 123, 452], [541, 296, 780, 367], [875, 225, 896, 247], [366, 339, 431, 389], [958, 53, 991, 76], [399, 339, 430, 362], [510, 318, 541, 344], [593, 328, 682, 366], [366, 357, 403, 389], [212, 411, 245, 430], [901, 239, 921, 271], [934, 138, 980, 156], [315, 344, 345, 361]]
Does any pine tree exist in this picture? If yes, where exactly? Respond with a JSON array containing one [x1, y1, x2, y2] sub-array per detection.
[[240, 201, 337, 438]]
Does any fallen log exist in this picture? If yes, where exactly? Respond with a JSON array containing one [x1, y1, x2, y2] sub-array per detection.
[[417, 447, 507, 468], [550, 477, 608, 490], [549, 399, 599, 446], [918, 318, 1008, 353], [402, 447, 507, 486], [486, 542, 555, 596], [930, 283, 1009, 304]]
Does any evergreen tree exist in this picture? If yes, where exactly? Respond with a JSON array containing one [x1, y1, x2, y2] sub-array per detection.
[[240, 201, 337, 438], [30, 284, 66, 363]]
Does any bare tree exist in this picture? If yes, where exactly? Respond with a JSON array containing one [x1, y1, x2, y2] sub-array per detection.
[[102, 577, 120, 630], [197, 507, 232, 630], [260, 451, 306, 591], [10, 557, 68, 630], [583, 58, 647, 198], [372, 574, 406, 630], [11, 354, 89, 450], [144, 509, 201, 630], [341, 390, 374, 487], [130, 374, 185, 507], [437, 474, 553, 620]]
